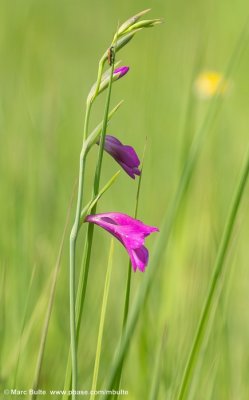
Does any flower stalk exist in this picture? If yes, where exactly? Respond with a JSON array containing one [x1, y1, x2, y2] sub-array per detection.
[[68, 10, 161, 399], [94, 9, 162, 98], [90, 240, 114, 400]]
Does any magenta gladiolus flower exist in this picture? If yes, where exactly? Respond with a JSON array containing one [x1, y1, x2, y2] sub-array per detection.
[[113, 66, 129, 79], [99, 135, 141, 179], [85, 212, 159, 272]]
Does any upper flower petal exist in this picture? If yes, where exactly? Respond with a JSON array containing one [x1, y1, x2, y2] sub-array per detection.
[[85, 214, 145, 248], [98, 212, 158, 235]]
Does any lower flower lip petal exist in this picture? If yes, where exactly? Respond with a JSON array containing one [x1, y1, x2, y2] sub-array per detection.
[[129, 246, 149, 272], [118, 160, 138, 179]]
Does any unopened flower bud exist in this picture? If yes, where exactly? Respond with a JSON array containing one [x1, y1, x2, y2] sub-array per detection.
[[87, 66, 129, 104], [125, 18, 163, 33], [113, 66, 129, 79], [117, 9, 151, 36]]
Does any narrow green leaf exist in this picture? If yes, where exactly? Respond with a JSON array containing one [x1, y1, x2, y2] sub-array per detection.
[[176, 148, 249, 400], [13, 263, 37, 390], [87, 61, 120, 104], [84, 101, 123, 152], [149, 326, 167, 400], [31, 186, 75, 400], [80, 171, 120, 223]]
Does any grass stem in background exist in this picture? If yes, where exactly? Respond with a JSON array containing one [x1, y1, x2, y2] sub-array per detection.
[[149, 325, 167, 400], [176, 147, 249, 400], [0, 266, 6, 378], [31, 185, 76, 399], [13, 264, 37, 390]]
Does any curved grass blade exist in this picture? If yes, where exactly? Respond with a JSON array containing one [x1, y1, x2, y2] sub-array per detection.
[[176, 147, 249, 399], [149, 325, 167, 400], [13, 263, 37, 389], [80, 171, 121, 223], [31, 183, 76, 400], [84, 101, 123, 153]]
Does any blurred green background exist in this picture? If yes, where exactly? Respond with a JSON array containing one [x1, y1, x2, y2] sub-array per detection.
[[1, 0, 249, 399]]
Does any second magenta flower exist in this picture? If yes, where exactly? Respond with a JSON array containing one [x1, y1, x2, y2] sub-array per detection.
[[99, 135, 141, 179]]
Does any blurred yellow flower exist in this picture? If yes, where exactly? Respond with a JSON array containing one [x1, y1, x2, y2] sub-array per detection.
[[194, 70, 229, 99]]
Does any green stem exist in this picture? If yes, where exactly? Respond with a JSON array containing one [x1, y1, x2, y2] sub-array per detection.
[[122, 264, 132, 332], [69, 99, 91, 397], [83, 102, 92, 142], [93, 56, 106, 100], [176, 148, 249, 400], [94, 60, 115, 195], [112, 261, 131, 398], [90, 240, 114, 400]]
